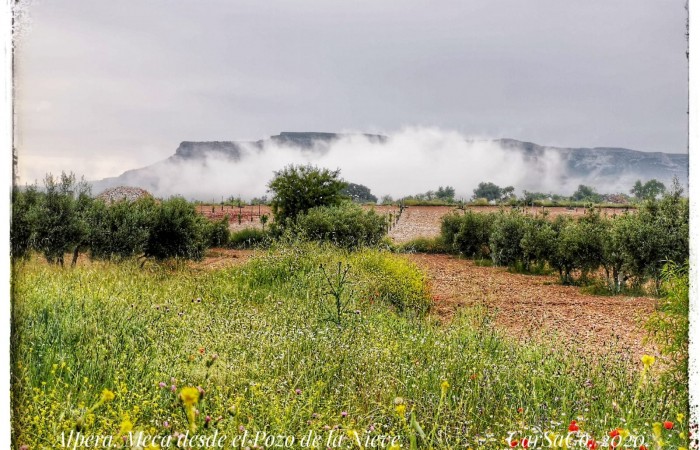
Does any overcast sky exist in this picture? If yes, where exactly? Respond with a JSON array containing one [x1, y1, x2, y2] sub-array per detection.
[[14, 0, 688, 183]]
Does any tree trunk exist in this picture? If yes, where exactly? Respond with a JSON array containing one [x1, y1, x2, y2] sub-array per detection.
[[71, 246, 80, 267]]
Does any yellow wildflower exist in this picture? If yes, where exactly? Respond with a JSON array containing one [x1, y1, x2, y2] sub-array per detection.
[[652, 422, 662, 438], [641, 355, 655, 368], [179, 387, 200, 407], [440, 380, 450, 395], [389, 443, 401, 450], [120, 416, 133, 434], [145, 444, 160, 450], [100, 389, 115, 403], [395, 404, 406, 416], [677, 413, 685, 423]]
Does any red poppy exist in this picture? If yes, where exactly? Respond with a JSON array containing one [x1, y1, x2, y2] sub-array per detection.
[[521, 438, 529, 448], [510, 440, 518, 448], [608, 429, 620, 438], [663, 421, 673, 430], [518, 407, 524, 414], [639, 446, 647, 450], [586, 439, 597, 449], [569, 421, 580, 432]]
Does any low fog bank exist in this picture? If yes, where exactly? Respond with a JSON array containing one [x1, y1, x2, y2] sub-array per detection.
[[89, 128, 688, 201]]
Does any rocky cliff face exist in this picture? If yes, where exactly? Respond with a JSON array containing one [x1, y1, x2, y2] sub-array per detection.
[[90, 132, 688, 199]]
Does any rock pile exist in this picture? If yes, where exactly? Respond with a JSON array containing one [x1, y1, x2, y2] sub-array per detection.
[[96, 186, 153, 204]]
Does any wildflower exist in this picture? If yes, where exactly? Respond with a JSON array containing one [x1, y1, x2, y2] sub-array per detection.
[[100, 389, 115, 403], [180, 387, 200, 406], [198, 347, 205, 354], [205, 415, 212, 423], [677, 413, 685, 423], [120, 416, 133, 434], [197, 386, 206, 398], [395, 404, 406, 416], [652, 423, 662, 438], [568, 421, 580, 432], [509, 440, 518, 448], [517, 407, 524, 414], [163, 421, 170, 428], [586, 438, 597, 449], [295, 389, 302, 395], [388, 443, 401, 450], [663, 421, 673, 430], [144, 444, 160, 450], [159, 382, 167, 389], [341, 411, 348, 418], [522, 437, 530, 448], [440, 380, 450, 395], [171, 385, 176, 392], [639, 446, 647, 450], [641, 355, 655, 368], [609, 429, 620, 438]]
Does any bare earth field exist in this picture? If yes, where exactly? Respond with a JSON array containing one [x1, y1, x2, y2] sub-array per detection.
[[405, 253, 656, 358]]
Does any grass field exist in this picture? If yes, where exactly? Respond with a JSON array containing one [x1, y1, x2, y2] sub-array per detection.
[[10, 244, 688, 449]]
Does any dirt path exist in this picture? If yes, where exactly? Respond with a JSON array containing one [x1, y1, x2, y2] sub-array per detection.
[[405, 253, 657, 358]]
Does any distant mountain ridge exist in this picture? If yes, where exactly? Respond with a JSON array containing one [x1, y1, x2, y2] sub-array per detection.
[[90, 132, 688, 198]]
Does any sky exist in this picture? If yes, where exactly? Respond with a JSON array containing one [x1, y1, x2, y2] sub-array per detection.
[[14, 0, 689, 184]]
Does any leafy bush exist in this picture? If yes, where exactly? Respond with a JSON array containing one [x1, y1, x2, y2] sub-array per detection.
[[33, 173, 93, 266], [397, 236, 448, 254], [229, 228, 270, 249], [489, 212, 528, 266], [519, 214, 556, 271], [10, 185, 41, 259], [453, 211, 494, 258], [87, 197, 157, 260], [206, 216, 231, 247], [144, 197, 209, 261], [268, 164, 347, 223], [292, 202, 386, 248]]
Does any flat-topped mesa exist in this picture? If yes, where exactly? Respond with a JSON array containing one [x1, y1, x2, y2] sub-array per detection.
[[270, 131, 388, 148], [173, 141, 244, 160]]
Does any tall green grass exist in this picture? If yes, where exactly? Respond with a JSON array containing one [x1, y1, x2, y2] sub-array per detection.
[[11, 244, 687, 449]]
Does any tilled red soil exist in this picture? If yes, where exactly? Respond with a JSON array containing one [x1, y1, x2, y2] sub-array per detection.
[[405, 253, 657, 358]]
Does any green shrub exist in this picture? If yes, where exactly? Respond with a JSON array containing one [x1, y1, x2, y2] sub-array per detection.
[[206, 216, 231, 247], [397, 236, 448, 254], [268, 164, 347, 223], [33, 172, 93, 266], [519, 214, 556, 271], [88, 197, 157, 260], [489, 212, 528, 266], [453, 211, 494, 258], [144, 197, 209, 261], [439, 213, 462, 251], [11, 185, 41, 259], [292, 202, 386, 248], [229, 227, 270, 249]]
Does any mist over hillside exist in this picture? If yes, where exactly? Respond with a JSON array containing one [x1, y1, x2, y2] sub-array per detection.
[[89, 129, 688, 201]]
